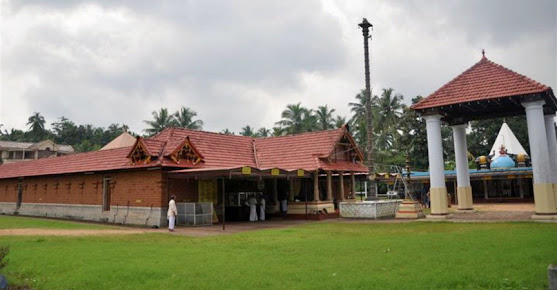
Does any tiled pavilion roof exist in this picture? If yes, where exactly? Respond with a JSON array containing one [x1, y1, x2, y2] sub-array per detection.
[[412, 54, 556, 118]]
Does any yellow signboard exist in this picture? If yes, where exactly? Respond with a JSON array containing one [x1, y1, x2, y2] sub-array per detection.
[[271, 168, 280, 176], [297, 169, 305, 177], [242, 167, 251, 175]]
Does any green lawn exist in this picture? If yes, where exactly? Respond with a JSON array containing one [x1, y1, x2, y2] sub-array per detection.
[[0, 221, 555, 289], [0, 215, 113, 230]]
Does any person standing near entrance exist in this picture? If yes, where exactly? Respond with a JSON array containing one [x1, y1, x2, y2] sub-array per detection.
[[168, 195, 178, 231], [246, 195, 258, 222], [259, 195, 266, 221]]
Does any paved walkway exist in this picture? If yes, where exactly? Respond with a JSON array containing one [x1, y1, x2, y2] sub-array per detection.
[[450, 203, 536, 221]]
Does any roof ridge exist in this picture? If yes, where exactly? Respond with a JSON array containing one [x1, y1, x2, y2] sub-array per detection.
[[258, 127, 343, 141]]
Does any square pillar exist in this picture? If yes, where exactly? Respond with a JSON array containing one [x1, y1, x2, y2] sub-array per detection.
[[313, 171, 320, 202], [289, 178, 295, 201], [452, 123, 474, 210], [339, 171, 345, 201], [423, 114, 448, 215], [522, 100, 557, 215], [326, 171, 333, 201], [544, 113, 557, 206]]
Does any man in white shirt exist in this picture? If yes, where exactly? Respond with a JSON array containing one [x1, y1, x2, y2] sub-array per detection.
[[246, 196, 258, 222], [167, 195, 178, 231]]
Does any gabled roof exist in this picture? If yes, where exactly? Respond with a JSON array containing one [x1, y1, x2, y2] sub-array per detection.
[[255, 127, 361, 171], [412, 55, 552, 110], [0, 127, 367, 179]]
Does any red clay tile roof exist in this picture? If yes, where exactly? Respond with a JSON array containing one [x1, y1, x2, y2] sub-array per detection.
[[255, 128, 358, 171], [412, 56, 551, 110], [0, 127, 367, 179], [0, 147, 144, 179]]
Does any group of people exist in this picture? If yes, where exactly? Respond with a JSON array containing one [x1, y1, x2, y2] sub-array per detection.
[[246, 194, 266, 222]]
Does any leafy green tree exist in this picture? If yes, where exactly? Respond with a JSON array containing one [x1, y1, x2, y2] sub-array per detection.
[[221, 129, 234, 135], [143, 108, 175, 136], [172, 107, 203, 130], [315, 105, 335, 130]]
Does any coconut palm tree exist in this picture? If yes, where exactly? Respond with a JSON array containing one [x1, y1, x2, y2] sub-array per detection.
[[240, 125, 255, 137], [376, 88, 404, 128], [315, 105, 335, 130], [173, 107, 203, 130], [26, 112, 47, 141], [334, 116, 347, 129], [143, 108, 175, 136], [275, 103, 315, 134], [256, 127, 271, 138]]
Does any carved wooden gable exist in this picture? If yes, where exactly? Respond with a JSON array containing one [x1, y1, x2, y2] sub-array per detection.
[[329, 131, 364, 163], [128, 140, 152, 165], [169, 138, 203, 165]]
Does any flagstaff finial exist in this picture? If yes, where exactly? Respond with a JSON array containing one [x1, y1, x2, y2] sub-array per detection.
[[482, 49, 485, 58]]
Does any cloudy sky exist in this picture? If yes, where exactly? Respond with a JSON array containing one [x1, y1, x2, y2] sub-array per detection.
[[1, 0, 555, 134]]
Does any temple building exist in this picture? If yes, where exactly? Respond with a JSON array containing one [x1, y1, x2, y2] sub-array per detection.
[[411, 52, 557, 219], [0, 126, 367, 227]]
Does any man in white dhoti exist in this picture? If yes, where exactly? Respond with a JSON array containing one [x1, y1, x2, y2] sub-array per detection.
[[259, 195, 266, 221], [167, 195, 177, 231], [246, 196, 258, 222]]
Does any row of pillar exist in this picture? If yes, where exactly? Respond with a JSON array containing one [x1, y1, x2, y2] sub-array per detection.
[[281, 171, 354, 203], [424, 100, 557, 216]]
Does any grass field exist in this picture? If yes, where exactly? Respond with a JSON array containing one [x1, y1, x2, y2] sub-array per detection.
[[0, 215, 113, 230], [0, 219, 555, 289]]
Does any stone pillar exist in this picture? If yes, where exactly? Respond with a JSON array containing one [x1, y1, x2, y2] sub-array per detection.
[[544, 113, 557, 206], [289, 178, 295, 201], [313, 171, 320, 202], [423, 114, 448, 215], [452, 123, 474, 210], [522, 100, 557, 215], [483, 179, 488, 199], [351, 172, 356, 199], [326, 171, 333, 201], [339, 172, 345, 201]]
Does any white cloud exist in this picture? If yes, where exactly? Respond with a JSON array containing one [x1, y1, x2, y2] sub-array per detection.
[[1, 0, 555, 135]]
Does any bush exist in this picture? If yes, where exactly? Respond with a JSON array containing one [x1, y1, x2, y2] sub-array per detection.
[[0, 246, 8, 270]]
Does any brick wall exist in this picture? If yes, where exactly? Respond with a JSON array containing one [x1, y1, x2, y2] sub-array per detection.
[[166, 177, 198, 203], [0, 169, 165, 207]]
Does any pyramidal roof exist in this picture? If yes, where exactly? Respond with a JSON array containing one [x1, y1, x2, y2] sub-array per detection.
[[489, 122, 527, 160], [100, 132, 136, 150], [412, 54, 551, 110]]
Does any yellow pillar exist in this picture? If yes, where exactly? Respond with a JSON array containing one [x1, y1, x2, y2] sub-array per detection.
[[326, 171, 333, 201], [339, 171, 345, 201]]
